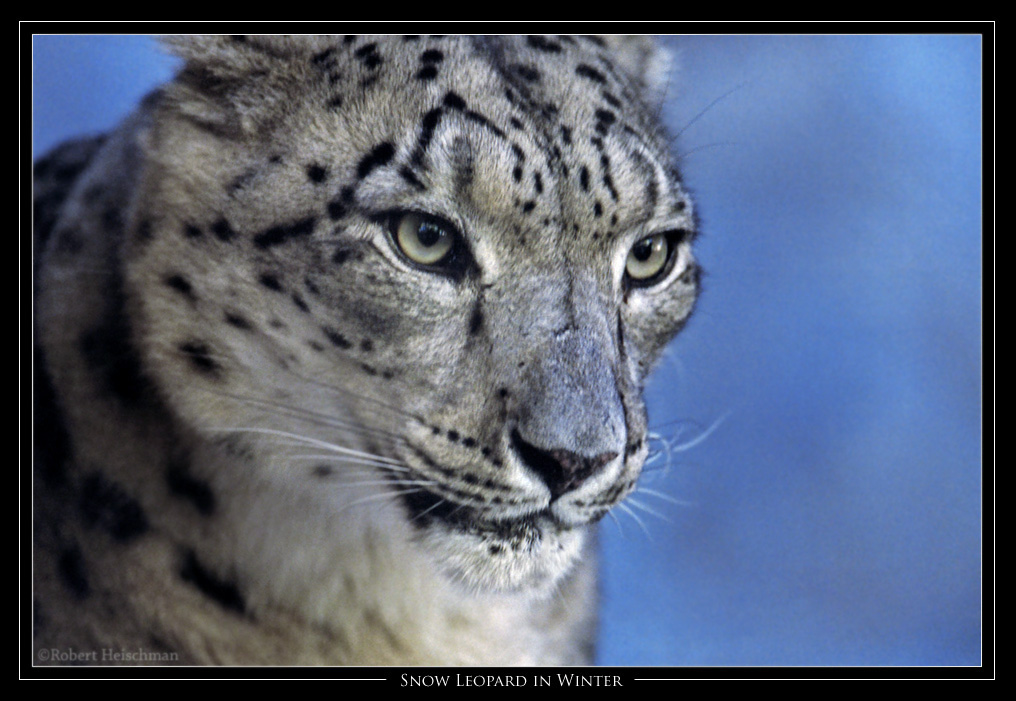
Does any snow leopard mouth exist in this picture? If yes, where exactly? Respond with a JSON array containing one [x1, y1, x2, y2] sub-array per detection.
[[392, 473, 595, 592], [398, 482, 555, 536]]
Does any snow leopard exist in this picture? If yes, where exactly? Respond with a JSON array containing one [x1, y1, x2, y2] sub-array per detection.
[[32, 35, 699, 665]]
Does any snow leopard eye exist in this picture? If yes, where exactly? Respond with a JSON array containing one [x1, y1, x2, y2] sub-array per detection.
[[393, 212, 457, 267], [625, 233, 673, 286]]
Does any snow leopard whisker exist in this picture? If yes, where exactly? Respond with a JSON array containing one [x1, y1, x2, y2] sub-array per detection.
[[254, 433, 404, 469], [230, 431, 400, 465], [671, 80, 750, 142], [336, 486, 427, 515], [678, 141, 740, 161], [625, 497, 672, 524], [606, 510, 627, 539], [669, 411, 730, 453], [205, 427, 406, 466], [409, 495, 452, 524], [633, 486, 694, 507], [321, 478, 441, 489], [616, 502, 652, 540], [210, 389, 406, 444], [280, 365, 431, 422], [645, 431, 673, 471], [287, 454, 414, 471]]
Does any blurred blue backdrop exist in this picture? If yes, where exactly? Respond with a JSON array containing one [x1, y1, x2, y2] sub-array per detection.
[[32, 33, 984, 667]]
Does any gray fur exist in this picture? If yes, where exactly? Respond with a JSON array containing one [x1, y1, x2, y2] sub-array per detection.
[[34, 35, 698, 665]]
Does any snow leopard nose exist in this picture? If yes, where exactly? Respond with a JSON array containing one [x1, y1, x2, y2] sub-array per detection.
[[511, 429, 618, 501], [507, 317, 627, 500]]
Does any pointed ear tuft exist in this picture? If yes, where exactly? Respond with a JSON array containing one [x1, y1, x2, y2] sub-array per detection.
[[160, 35, 338, 78], [157, 35, 334, 137]]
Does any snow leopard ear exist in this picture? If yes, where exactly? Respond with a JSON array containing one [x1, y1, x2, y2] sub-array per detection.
[[159, 35, 336, 136], [161, 35, 338, 77], [597, 35, 673, 104]]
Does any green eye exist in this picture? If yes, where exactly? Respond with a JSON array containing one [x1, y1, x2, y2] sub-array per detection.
[[394, 212, 455, 266], [625, 233, 672, 285]]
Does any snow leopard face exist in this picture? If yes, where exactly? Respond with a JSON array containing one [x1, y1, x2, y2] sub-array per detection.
[[111, 36, 699, 594]]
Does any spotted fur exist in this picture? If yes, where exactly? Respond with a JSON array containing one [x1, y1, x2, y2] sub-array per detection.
[[33, 35, 698, 665]]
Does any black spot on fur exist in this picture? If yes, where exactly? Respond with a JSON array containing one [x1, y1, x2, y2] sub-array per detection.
[[399, 166, 426, 191], [413, 108, 444, 165], [58, 545, 91, 599], [416, 65, 438, 80], [576, 64, 606, 83], [253, 217, 316, 249], [443, 91, 466, 110], [327, 95, 344, 110], [360, 338, 374, 352], [180, 551, 246, 614], [513, 166, 523, 182], [595, 108, 617, 126], [183, 224, 203, 239], [211, 218, 236, 242], [165, 274, 195, 300], [513, 64, 541, 82], [354, 42, 382, 69], [259, 273, 283, 291], [357, 142, 395, 180], [224, 312, 253, 331], [527, 35, 562, 53], [79, 473, 149, 542], [311, 47, 335, 65], [291, 293, 309, 313], [421, 49, 443, 63], [579, 166, 590, 191], [468, 301, 483, 335], [323, 327, 352, 349], [166, 457, 216, 516], [327, 197, 346, 221], [178, 342, 221, 376], [312, 465, 333, 478], [522, 200, 536, 213], [602, 91, 622, 108], [306, 164, 328, 184]]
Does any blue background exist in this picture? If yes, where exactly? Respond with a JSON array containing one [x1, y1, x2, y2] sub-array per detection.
[[32, 33, 984, 667]]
